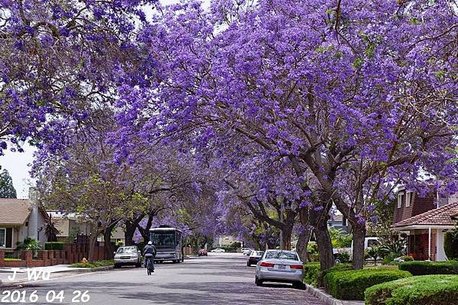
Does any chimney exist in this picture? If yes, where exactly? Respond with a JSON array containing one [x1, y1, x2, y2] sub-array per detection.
[[28, 187, 38, 205]]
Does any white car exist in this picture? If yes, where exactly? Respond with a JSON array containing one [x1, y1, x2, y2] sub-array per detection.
[[242, 248, 253, 255], [114, 246, 142, 268], [255, 250, 305, 289], [210, 248, 226, 253]]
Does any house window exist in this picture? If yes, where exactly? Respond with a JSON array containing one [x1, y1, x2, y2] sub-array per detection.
[[0, 228, 5, 248], [406, 192, 413, 207], [398, 192, 405, 208]]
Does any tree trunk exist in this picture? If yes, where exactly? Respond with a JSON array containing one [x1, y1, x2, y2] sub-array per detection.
[[137, 211, 156, 242], [296, 226, 313, 262], [315, 222, 335, 271], [280, 224, 293, 250], [352, 223, 366, 269], [87, 233, 99, 262], [103, 222, 117, 259], [125, 221, 138, 246]]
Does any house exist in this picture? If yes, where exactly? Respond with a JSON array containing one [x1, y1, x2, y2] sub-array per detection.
[[328, 212, 349, 233], [213, 235, 241, 248], [0, 199, 49, 252], [393, 188, 458, 261], [47, 211, 92, 243]]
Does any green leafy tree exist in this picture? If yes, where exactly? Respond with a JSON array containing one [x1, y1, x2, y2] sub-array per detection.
[[0, 169, 17, 198], [330, 227, 352, 248]]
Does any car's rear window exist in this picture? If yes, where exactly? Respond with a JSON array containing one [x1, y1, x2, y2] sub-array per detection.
[[117, 247, 137, 254], [264, 251, 298, 260]]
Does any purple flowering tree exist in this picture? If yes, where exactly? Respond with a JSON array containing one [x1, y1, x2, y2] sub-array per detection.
[[0, 0, 155, 153], [115, 0, 457, 270]]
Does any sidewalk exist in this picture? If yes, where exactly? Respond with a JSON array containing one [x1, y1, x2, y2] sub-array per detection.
[[0, 264, 113, 288]]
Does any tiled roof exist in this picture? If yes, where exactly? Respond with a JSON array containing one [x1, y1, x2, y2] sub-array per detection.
[[394, 201, 458, 228], [0, 199, 32, 225]]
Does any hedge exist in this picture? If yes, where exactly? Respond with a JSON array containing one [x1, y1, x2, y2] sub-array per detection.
[[44, 242, 65, 250], [324, 269, 411, 300], [303, 262, 320, 286], [365, 275, 458, 305], [398, 261, 458, 275]]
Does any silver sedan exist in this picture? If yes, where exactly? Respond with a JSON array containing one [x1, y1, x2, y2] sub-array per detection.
[[255, 250, 305, 289], [114, 246, 142, 268]]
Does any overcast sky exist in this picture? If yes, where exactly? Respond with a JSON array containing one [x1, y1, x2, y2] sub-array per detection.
[[0, 143, 36, 199]]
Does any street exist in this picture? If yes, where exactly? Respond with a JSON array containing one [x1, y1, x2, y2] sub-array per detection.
[[1, 254, 325, 305]]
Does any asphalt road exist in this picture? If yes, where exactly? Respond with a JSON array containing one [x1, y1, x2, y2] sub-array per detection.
[[1, 253, 325, 305]]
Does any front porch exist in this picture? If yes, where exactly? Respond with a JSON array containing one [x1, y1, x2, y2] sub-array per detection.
[[395, 226, 453, 261]]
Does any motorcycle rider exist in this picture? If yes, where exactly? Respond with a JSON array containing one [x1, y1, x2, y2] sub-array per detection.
[[143, 241, 157, 272]]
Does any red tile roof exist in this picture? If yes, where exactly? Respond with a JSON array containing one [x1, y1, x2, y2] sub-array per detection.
[[393, 201, 458, 228], [0, 199, 32, 225]]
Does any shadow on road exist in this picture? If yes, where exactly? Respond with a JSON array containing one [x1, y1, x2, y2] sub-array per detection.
[[120, 281, 301, 305]]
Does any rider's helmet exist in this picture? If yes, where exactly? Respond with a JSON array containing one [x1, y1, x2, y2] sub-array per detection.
[[148, 241, 153, 245]]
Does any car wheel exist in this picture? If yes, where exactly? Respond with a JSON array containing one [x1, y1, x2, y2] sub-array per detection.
[[255, 277, 263, 286], [293, 282, 306, 290], [247, 262, 251, 267], [135, 262, 141, 268], [114, 264, 120, 269]]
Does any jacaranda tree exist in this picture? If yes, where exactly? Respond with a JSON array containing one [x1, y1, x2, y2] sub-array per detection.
[[114, 0, 457, 269]]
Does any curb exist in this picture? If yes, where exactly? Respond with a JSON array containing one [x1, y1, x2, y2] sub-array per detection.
[[68, 266, 114, 273], [306, 285, 344, 305], [305, 285, 364, 305]]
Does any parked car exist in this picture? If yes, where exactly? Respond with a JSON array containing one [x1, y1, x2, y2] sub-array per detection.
[[114, 246, 142, 268], [198, 249, 208, 256], [210, 248, 226, 253], [247, 251, 264, 266], [255, 250, 305, 289], [242, 248, 253, 256]]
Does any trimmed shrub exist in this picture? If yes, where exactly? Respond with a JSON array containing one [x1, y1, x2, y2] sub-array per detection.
[[303, 263, 352, 287], [365, 275, 458, 305], [45, 242, 65, 250], [398, 261, 458, 275], [324, 269, 411, 300], [444, 228, 458, 260], [303, 262, 320, 286], [318, 263, 353, 287]]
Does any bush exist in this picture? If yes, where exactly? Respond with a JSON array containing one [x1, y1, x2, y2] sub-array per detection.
[[16, 238, 41, 252], [16, 238, 41, 258], [400, 255, 414, 261], [444, 228, 458, 260], [324, 269, 411, 300], [70, 260, 114, 268], [318, 263, 353, 287], [303, 262, 320, 286], [365, 275, 458, 305], [303, 263, 352, 287], [307, 242, 319, 262], [335, 252, 350, 263], [399, 261, 458, 275], [44, 242, 65, 250]]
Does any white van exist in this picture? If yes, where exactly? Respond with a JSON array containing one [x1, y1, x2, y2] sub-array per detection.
[[334, 237, 380, 260]]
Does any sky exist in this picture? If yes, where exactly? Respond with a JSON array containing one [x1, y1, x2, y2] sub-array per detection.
[[0, 143, 36, 199]]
